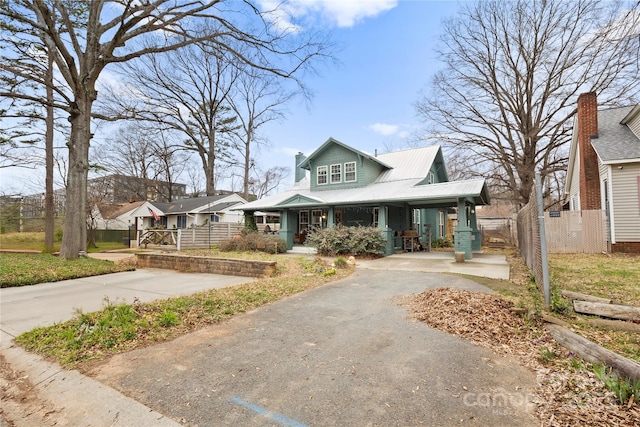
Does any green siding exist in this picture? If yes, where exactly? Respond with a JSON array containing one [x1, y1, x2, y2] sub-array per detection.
[[309, 144, 386, 191]]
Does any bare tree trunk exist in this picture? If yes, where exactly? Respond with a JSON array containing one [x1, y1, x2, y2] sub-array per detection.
[[59, 91, 92, 259], [205, 134, 216, 196], [44, 50, 54, 252], [243, 131, 252, 200]]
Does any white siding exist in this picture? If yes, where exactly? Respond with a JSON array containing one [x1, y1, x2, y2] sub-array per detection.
[[568, 149, 581, 210], [610, 163, 640, 242], [626, 112, 640, 139]]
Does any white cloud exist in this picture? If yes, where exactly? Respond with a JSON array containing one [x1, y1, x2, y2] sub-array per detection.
[[369, 122, 399, 136], [257, 0, 397, 29]]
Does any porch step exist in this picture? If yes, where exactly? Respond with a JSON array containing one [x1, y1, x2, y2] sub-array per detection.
[[287, 245, 317, 255]]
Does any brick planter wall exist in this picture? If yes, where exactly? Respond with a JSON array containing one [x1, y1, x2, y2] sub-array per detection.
[[136, 253, 276, 278]]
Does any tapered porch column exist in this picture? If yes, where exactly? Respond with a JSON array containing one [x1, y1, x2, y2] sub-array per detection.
[[327, 207, 335, 227], [377, 205, 394, 255], [278, 209, 296, 249], [454, 199, 473, 260], [469, 204, 482, 251]]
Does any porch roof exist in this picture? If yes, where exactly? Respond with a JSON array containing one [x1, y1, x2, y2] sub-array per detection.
[[236, 178, 490, 211]]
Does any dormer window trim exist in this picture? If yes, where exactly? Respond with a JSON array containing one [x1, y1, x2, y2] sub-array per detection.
[[345, 161, 357, 182], [317, 165, 328, 185], [330, 163, 342, 184]]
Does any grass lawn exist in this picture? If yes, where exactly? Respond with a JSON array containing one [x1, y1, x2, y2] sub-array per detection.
[[549, 253, 640, 306], [0, 231, 129, 253], [0, 253, 135, 287], [474, 249, 640, 364]]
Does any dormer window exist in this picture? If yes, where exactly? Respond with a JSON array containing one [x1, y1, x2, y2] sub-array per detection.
[[317, 166, 328, 185], [330, 164, 342, 183], [345, 161, 356, 182]]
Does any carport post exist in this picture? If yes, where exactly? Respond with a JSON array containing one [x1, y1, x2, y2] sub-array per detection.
[[454, 198, 473, 260]]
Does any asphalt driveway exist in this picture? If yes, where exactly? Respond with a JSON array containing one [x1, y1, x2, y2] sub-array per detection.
[[1, 254, 536, 426], [89, 268, 537, 426]]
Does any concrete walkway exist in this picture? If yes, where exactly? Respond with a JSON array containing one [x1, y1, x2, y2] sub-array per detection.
[[356, 251, 511, 280]]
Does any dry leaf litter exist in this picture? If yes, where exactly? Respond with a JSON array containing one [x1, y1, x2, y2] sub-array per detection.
[[404, 287, 639, 426]]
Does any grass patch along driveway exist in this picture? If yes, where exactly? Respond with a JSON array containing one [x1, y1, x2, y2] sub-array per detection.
[[0, 253, 135, 288], [13, 254, 352, 367]]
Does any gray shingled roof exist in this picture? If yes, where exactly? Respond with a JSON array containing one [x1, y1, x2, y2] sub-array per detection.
[[150, 195, 237, 214], [591, 106, 640, 163]]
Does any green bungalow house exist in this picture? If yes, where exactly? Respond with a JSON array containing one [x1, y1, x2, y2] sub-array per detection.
[[238, 138, 490, 259]]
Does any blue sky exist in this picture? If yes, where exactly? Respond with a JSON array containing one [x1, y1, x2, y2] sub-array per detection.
[[257, 0, 462, 174], [0, 0, 463, 195]]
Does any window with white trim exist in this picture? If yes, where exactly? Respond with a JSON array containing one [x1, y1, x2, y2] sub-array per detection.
[[317, 166, 327, 185], [312, 209, 323, 228], [344, 161, 356, 182], [427, 171, 435, 184], [373, 207, 379, 227], [330, 164, 341, 183], [299, 210, 309, 231], [439, 210, 445, 237]]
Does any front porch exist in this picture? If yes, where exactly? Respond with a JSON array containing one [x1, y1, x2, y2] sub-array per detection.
[[275, 197, 482, 259]]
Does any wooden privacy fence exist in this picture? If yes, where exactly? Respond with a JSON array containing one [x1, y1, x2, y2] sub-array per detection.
[[543, 210, 607, 253], [177, 223, 245, 250], [517, 177, 609, 289]]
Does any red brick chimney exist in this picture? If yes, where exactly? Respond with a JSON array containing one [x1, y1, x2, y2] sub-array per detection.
[[577, 92, 601, 210]]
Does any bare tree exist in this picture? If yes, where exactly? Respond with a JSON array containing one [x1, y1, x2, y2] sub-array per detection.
[[95, 124, 187, 201], [1, 0, 329, 259], [228, 68, 295, 199], [417, 0, 640, 208], [102, 42, 241, 196], [248, 165, 290, 199]]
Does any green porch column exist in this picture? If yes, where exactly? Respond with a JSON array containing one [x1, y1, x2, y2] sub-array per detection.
[[377, 205, 394, 255], [278, 209, 296, 250], [454, 199, 473, 260], [469, 204, 482, 251], [327, 207, 335, 228]]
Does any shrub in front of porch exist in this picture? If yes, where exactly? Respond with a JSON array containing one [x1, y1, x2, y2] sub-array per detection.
[[219, 232, 287, 254], [306, 226, 385, 257]]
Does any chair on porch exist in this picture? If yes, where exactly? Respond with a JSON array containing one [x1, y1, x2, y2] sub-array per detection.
[[293, 228, 307, 244]]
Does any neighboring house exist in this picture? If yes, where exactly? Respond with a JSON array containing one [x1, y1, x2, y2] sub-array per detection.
[[236, 138, 490, 258], [564, 92, 640, 253], [132, 194, 248, 230], [90, 201, 145, 230]]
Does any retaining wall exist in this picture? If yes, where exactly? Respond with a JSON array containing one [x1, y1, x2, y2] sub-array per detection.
[[136, 253, 276, 278]]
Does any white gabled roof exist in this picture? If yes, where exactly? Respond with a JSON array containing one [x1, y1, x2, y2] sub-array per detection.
[[375, 146, 440, 182]]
